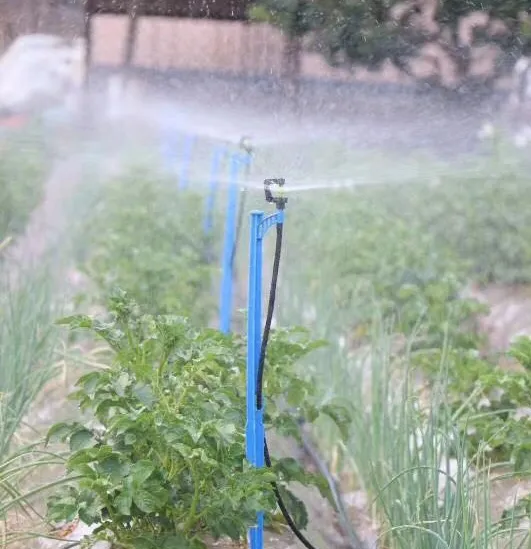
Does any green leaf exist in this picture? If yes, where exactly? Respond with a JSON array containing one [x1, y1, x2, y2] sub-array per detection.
[[215, 422, 237, 444], [56, 314, 94, 329], [109, 416, 136, 435], [173, 443, 193, 457], [71, 463, 97, 479], [514, 446, 531, 473], [94, 398, 119, 417], [130, 536, 158, 549], [320, 402, 352, 440], [67, 450, 97, 469], [115, 484, 133, 516], [95, 455, 130, 480], [276, 486, 308, 531], [68, 446, 113, 468], [133, 486, 165, 513], [274, 457, 309, 484], [46, 422, 77, 445], [133, 383, 155, 408], [114, 372, 131, 397], [509, 336, 531, 371], [131, 460, 155, 484], [76, 371, 103, 395], [70, 428, 95, 451], [124, 433, 137, 445], [77, 493, 103, 525]]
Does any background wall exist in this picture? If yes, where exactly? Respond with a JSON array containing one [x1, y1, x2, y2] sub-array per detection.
[[0, 1, 513, 89], [90, 15, 407, 84]]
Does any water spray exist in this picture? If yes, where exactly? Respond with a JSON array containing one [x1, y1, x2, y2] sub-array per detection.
[[159, 130, 196, 188], [230, 136, 254, 280], [203, 145, 227, 236], [178, 134, 196, 190], [165, 175, 427, 195]]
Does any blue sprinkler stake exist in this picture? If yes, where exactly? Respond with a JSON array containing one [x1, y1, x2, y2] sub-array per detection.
[[203, 146, 227, 235], [219, 152, 251, 334], [178, 134, 196, 190], [246, 178, 287, 549]]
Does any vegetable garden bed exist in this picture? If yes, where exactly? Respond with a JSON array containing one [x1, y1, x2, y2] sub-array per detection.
[[9, 128, 531, 549]]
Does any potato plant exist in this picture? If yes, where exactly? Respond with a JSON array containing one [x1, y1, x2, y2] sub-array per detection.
[[78, 165, 217, 325], [46, 290, 350, 549]]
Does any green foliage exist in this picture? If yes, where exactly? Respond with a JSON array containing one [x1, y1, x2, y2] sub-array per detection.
[[0, 443, 70, 548], [250, 0, 531, 87], [251, 141, 531, 547], [274, 146, 531, 497], [390, 171, 531, 286], [497, 491, 531, 535], [281, 180, 489, 353], [0, 128, 49, 241], [79, 165, 216, 324], [0, 258, 62, 456], [279, 158, 531, 351], [47, 291, 349, 548], [248, 0, 323, 39], [439, 336, 531, 531], [413, 346, 531, 469]]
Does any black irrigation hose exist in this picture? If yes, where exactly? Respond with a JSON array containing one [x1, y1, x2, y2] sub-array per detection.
[[256, 221, 282, 410], [255, 221, 319, 549], [264, 440, 318, 549]]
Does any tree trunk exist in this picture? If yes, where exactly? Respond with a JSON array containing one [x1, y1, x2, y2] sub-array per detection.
[[120, 0, 141, 113], [124, 14, 139, 70], [282, 34, 302, 112]]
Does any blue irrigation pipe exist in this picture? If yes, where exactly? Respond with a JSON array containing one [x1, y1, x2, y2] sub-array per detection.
[[203, 145, 227, 235], [246, 206, 285, 549], [178, 134, 196, 190], [219, 152, 251, 334]]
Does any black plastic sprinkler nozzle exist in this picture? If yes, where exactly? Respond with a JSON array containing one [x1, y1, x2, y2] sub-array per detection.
[[264, 178, 288, 210]]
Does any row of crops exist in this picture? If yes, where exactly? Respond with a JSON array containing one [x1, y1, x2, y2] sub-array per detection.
[[5, 125, 531, 549]]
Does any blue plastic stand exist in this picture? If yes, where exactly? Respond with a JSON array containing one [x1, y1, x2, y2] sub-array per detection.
[[178, 135, 196, 190], [219, 152, 251, 334], [246, 208, 285, 549], [203, 146, 227, 235]]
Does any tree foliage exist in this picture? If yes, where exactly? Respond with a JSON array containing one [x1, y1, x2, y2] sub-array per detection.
[[249, 0, 531, 89]]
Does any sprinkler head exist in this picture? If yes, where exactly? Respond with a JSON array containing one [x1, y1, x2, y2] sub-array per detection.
[[239, 135, 253, 155], [264, 178, 288, 210]]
